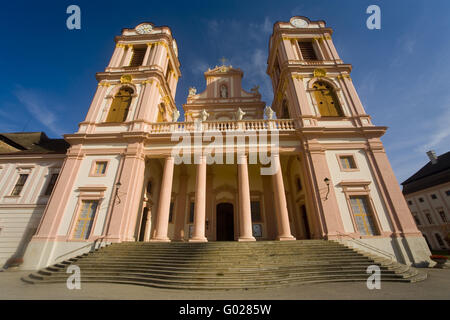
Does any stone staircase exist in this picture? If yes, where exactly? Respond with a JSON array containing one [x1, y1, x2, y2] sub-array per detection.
[[22, 240, 427, 290]]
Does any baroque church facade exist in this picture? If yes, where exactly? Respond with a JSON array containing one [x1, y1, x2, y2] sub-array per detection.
[[0, 17, 433, 270]]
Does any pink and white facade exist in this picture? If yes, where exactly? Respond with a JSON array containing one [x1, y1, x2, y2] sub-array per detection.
[[18, 17, 433, 270]]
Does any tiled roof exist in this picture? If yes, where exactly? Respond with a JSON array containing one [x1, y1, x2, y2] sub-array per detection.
[[0, 132, 69, 155], [401, 151, 450, 195]]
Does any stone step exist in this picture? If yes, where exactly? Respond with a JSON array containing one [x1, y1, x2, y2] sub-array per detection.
[[23, 272, 420, 290], [40, 264, 398, 277], [23, 240, 426, 289]]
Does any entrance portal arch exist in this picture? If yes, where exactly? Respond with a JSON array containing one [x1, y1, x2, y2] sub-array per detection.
[[216, 203, 234, 241]]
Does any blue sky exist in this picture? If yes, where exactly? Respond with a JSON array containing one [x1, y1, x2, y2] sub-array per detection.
[[0, 0, 449, 183]]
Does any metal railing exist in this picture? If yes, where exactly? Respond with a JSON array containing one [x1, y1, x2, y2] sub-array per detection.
[[55, 236, 108, 262], [334, 231, 396, 261]]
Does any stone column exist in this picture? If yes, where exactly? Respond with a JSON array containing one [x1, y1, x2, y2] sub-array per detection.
[[123, 45, 134, 66], [238, 154, 256, 241], [143, 43, 153, 66], [143, 202, 153, 242], [150, 156, 174, 242], [190, 156, 207, 242], [108, 44, 126, 68], [173, 167, 188, 241], [271, 155, 296, 241]]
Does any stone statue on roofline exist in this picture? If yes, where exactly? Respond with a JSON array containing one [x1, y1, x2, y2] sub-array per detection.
[[264, 105, 275, 119], [172, 109, 180, 122], [236, 107, 246, 120], [200, 109, 209, 121], [188, 87, 197, 96]]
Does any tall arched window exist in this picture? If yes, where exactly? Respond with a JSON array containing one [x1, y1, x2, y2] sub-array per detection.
[[312, 81, 344, 117], [106, 87, 133, 122]]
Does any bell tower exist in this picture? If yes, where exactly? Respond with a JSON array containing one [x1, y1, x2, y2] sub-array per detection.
[[79, 22, 181, 135], [265, 16, 425, 259], [267, 16, 372, 127]]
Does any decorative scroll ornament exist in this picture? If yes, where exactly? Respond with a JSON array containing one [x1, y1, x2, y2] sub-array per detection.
[[313, 68, 327, 78], [120, 75, 133, 84]]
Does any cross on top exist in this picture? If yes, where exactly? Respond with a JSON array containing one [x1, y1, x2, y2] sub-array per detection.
[[219, 57, 228, 66]]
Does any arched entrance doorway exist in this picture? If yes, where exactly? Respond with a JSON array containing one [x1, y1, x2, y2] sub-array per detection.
[[216, 203, 234, 241]]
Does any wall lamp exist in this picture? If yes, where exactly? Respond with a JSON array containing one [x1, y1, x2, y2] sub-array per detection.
[[324, 177, 330, 200], [115, 181, 122, 204]]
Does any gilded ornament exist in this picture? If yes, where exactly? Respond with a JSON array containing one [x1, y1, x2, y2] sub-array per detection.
[[313, 68, 327, 77], [120, 75, 133, 83]]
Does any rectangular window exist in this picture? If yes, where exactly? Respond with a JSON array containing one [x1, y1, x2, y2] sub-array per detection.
[[44, 173, 59, 196], [339, 155, 357, 170], [298, 41, 318, 60], [189, 201, 195, 223], [438, 210, 447, 223], [129, 47, 146, 67], [435, 234, 445, 247], [11, 174, 29, 196], [446, 190, 450, 196], [73, 200, 98, 240], [407, 200, 413, 205], [296, 177, 302, 192], [412, 214, 421, 226], [169, 202, 174, 223], [431, 194, 437, 200], [349, 196, 377, 236], [425, 213, 433, 224], [94, 161, 108, 175], [418, 198, 424, 203], [251, 201, 262, 222]]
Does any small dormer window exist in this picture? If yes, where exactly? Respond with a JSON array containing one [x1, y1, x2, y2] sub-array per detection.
[[220, 84, 228, 98]]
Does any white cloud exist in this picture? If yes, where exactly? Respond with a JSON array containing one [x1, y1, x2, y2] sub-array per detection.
[[415, 106, 450, 153], [14, 88, 65, 136]]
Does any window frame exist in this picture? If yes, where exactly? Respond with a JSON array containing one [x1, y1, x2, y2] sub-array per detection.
[[105, 86, 134, 123], [309, 80, 345, 118], [336, 154, 359, 172], [89, 160, 110, 177], [43, 172, 59, 196], [128, 46, 147, 67], [340, 181, 383, 238], [10, 173, 29, 197], [67, 186, 106, 242], [297, 40, 319, 61]]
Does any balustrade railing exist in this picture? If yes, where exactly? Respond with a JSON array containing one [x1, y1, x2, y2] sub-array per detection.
[[147, 119, 296, 134]]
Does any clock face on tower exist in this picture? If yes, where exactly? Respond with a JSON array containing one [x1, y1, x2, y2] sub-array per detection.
[[291, 18, 308, 28], [136, 24, 153, 34]]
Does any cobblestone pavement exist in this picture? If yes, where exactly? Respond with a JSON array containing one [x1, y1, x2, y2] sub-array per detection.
[[0, 268, 449, 300]]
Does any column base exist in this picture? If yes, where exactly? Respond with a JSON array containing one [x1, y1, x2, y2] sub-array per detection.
[[238, 237, 256, 242], [149, 238, 171, 243], [276, 236, 296, 241], [188, 237, 208, 243]]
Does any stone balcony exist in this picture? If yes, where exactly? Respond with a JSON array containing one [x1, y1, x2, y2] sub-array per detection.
[[147, 119, 296, 134]]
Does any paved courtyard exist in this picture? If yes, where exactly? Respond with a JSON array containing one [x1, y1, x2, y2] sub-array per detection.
[[0, 267, 449, 300]]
